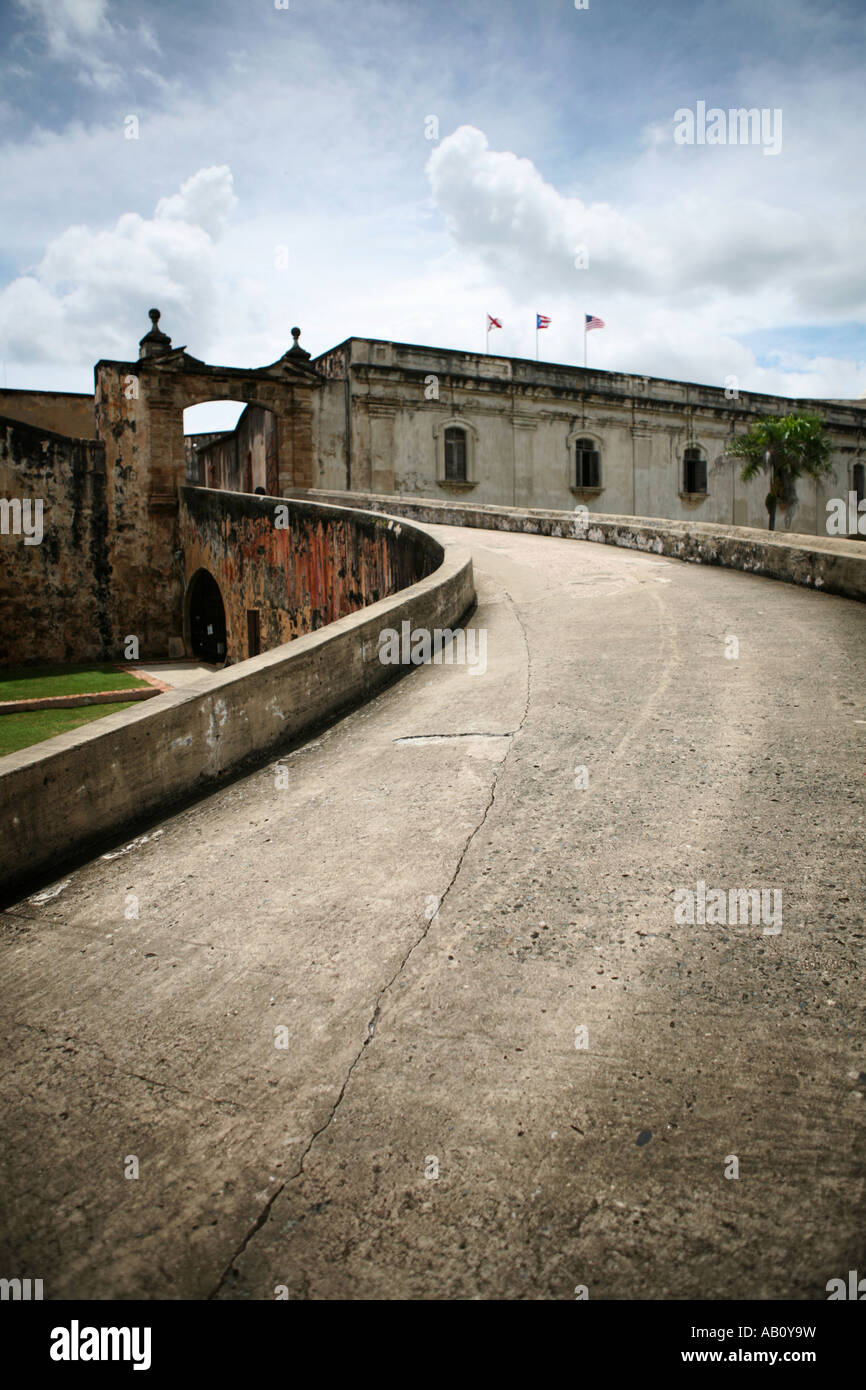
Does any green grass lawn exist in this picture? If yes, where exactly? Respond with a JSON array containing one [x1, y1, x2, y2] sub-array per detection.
[[0, 663, 150, 702], [0, 701, 139, 758]]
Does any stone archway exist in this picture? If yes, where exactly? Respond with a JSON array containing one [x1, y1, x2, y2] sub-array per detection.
[[91, 312, 322, 659], [95, 314, 322, 512], [187, 569, 227, 662]]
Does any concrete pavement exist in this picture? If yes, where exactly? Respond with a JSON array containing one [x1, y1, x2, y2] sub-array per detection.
[[1, 525, 864, 1300], [136, 661, 222, 688]]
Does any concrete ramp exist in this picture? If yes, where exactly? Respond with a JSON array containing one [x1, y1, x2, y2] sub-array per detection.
[[1, 524, 864, 1300]]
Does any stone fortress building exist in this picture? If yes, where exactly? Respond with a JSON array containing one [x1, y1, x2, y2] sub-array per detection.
[[305, 336, 866, 529], [2, 308, 864, 669], [193, 331, 866, 530]]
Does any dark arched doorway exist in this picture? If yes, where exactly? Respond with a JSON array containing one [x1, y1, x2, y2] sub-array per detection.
[[188, 570, 227, 662]]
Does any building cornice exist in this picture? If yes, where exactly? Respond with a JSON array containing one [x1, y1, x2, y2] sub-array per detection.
[[345, 367, 866, 436], [340, 340, 866, 423]]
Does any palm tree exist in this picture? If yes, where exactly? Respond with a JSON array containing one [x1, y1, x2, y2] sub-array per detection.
[[726, 411, 834, 531]]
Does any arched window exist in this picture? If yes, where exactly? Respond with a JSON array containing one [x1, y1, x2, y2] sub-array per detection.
[[683, 446, 707, 494], [854, 462, 865, 505], [444, 426, 468, 482], [575, 437, 601, 489], [435, 418, 477, 487]]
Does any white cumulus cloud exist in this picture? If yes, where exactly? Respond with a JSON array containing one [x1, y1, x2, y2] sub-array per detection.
[[0, 165, 237, 365]]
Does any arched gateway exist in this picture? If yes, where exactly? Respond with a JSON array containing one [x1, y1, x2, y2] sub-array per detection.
[[92, 312, 321, 660]]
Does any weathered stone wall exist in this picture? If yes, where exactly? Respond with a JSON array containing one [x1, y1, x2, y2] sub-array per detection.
[[91, 346, 322, 659], [0, 417, 111, 664], [312, 338, 866, 533], [178, 487, 442, 662], [94, 360, 185, 660], [313, 344, 352, 492], [0, 388, 95, 439]]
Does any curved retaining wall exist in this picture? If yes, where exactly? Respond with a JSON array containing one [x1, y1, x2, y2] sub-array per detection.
[[0, 505, 474, 902], [287, 490, 866, 604], [179, 487, 443, 661]]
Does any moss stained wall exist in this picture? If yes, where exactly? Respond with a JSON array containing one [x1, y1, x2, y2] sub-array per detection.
[[179, 487, 440, 662], [94, 360, 184, 660], [0, 417, 111, 664]]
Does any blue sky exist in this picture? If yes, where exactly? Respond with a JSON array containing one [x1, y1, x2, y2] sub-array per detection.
[[1, 0, 865, 424]]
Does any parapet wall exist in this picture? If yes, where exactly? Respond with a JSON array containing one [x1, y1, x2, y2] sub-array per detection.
[[0, 505, 474, 902], [0, 388, 95, 439], [179, 487, 443, 662], [287, 489, 866, 604]]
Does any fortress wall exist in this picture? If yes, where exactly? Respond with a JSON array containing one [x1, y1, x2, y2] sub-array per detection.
[[179, 487, 443, 662], [1, 365, 185, 666], [0, 416, 111, 664], [0, 510, 473, 901]]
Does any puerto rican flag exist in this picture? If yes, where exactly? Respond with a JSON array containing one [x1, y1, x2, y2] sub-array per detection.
[[536, 313, 551, 329], [585, 314, 605, 331], [487, 314, 502, 330]]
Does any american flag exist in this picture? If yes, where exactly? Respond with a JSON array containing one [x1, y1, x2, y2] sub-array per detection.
[[536, 313, 551, 329], [585, 314, 605, 331], [487, 314, 502, 330]]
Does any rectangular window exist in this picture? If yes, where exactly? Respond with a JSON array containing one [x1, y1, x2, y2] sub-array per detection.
[[580, 450, 600, 487], [684, 449, 707, 493], [444, 428, 467, 481], [575, 439, 600, 488]]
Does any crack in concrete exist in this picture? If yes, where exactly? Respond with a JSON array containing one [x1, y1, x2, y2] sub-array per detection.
[[122, 1071, 246, 1109], [18, 1022, 247, 1110], [206, 1181, 288, 1300], [207, 589, 534, 1300]]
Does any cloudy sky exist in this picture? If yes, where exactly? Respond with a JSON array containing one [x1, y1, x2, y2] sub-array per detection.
[[1, 0, 865, 430]]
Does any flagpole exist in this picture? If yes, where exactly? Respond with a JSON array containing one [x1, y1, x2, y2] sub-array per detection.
[[486, 316, 489, 356], [584, 317, 587, 369], [536, 323, 539, 361]]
